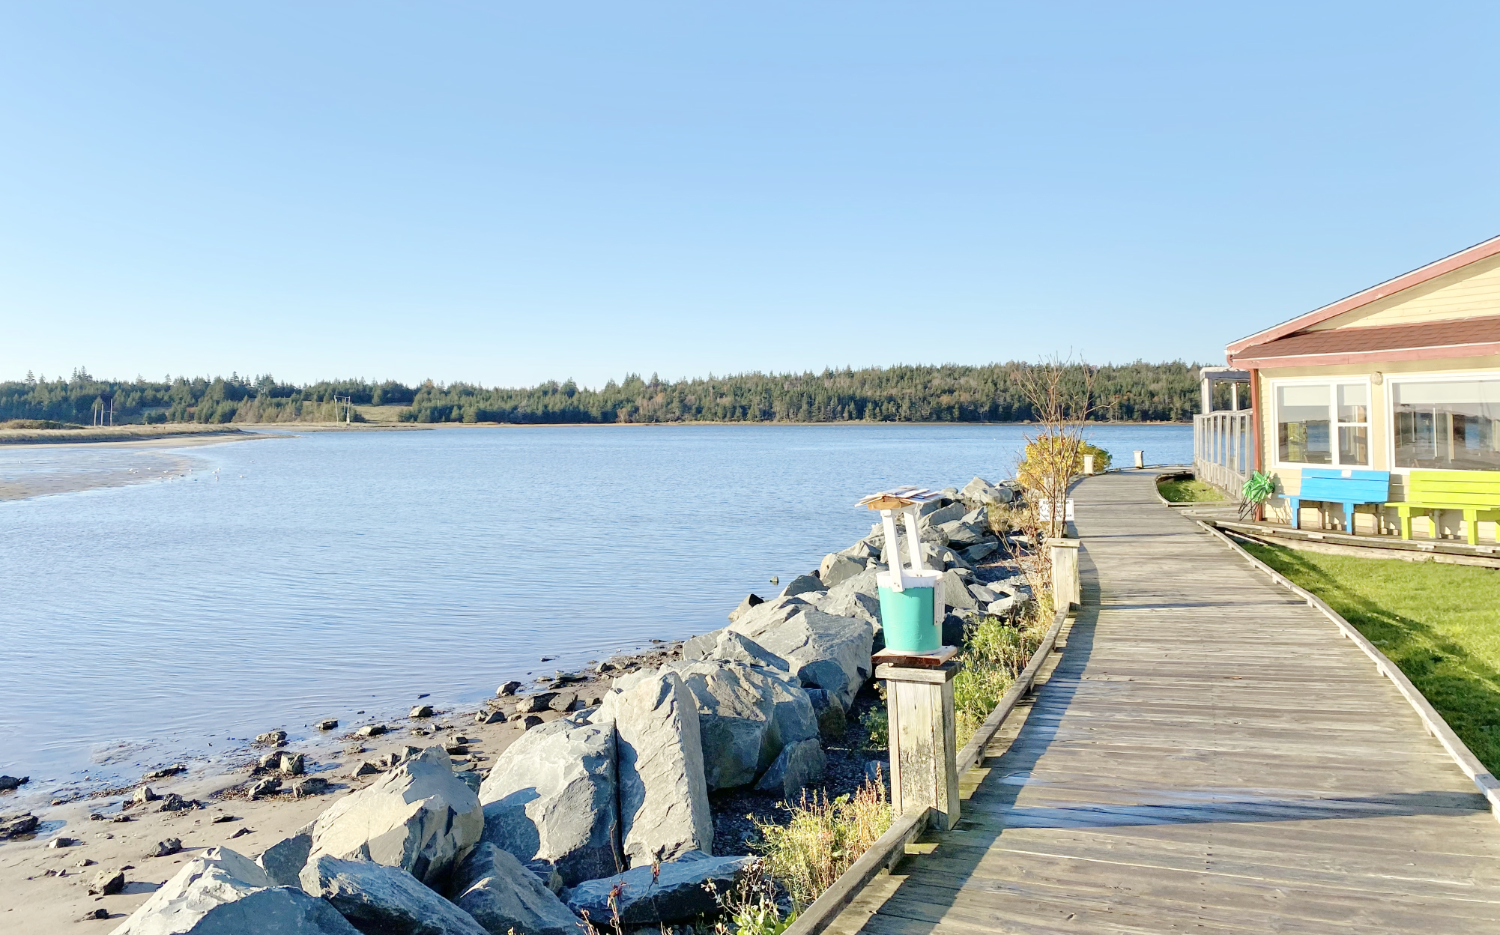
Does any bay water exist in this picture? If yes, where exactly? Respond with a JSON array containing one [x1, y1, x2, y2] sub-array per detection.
[[0, 423, 1190, 795]]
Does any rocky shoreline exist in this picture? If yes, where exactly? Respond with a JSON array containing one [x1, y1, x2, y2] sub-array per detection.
[[0, 475, 1030, 933]]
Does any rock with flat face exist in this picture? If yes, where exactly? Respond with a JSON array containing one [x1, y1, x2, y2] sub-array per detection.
[[680, 629, 789, 671], [307, 747, 482, 887], [564, 852, 757, 926], [780, 573, 825, 598], [726, 593, 764, 623], [256, 822, 314, 887], [818, 552, 865, 589], [732, 607, 874, 711], [112, 847, 359, 935], [755, 737, 826, 799], [962, 541, 999, 563], [940, 569, 978, 612], [658, 660, 818, 791], [597, 671, 713, 865], [728, 595, 810, 638], [476, 716, 618, 887], [805, 689, 846, 740], [450, 843, 580, 935], [300, 855, 486, 935]]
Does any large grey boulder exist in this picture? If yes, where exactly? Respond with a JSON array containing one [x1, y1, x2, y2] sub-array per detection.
[[256, 822, 314, 887], [805, 689, 846, 740], [307, 747, 482, 887], [476, 715, 618, 887], [836, 540, 879, 562], [659, 659, 817, 791], [962, 541, 999, 563], [728, 595, 810, 638], [936, 518, 987, 549], [731, 607, 874, 711], [726, 593, 764, 624], [940, 568, 978, 612], [597, 671, 713, 866], [565, 853, 756, 926], [960, 476, 1013, 507], [112, 847, 359, 935], [450, 843, 580, 935], [820, 586, 881, 632], [818, 552, 864, 588], [755, 737, 826, 799], [920, 501, 968, 529], [780, 573, 825, 598], [300, 855, 487, 935], [681, 629, 789, 671]]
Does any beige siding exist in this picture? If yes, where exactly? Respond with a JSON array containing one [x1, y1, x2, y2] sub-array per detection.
[[1306, 252, 1500, 331]]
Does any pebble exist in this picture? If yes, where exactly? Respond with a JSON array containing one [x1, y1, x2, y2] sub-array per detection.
[[0, 775, 28, 791], [255, 730, 288, 746], [212, 815, 239, 824], [355, 724, 388, 738], [409, 704, 434, 719], [291, 777, 329, 797], [146, 837, 182, 858], [143, 764, 186, 781], [248, 777, 282, 799], [82, 908, 110, 921], [495, 681, 521, 697], [521, 715, 543, 730], [474, 708, 505, 725], [47, 836, 76, 848], [230, 827, 253, 838], [316, 719, 339, 731]]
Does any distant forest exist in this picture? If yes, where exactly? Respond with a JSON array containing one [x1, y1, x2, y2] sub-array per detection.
[[0, 362, 1207, 426]]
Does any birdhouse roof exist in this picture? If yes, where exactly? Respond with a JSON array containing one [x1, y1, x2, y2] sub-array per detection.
[[856, 486, 944, 510]]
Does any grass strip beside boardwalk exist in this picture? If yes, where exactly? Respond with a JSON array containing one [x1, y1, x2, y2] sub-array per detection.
[[1157, 476, 1227, 502], [1243, 541, 1500, 775]]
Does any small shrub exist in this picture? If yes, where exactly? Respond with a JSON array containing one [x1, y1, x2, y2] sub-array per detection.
[[859, 707, 888, 749], [754, 778, 894, 911], [953, 606, 1051, 747], [707, 858, 794, 935]]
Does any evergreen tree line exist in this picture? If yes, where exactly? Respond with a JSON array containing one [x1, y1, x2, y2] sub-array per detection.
[[0, 362, 1206, 426]]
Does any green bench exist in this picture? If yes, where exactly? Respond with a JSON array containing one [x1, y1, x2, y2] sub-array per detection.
[[1388, 470, 1500, 545]]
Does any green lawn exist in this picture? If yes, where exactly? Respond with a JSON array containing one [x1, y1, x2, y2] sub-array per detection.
[[1243, 542, 1500, 774], [1157, 477, 1227, 502]]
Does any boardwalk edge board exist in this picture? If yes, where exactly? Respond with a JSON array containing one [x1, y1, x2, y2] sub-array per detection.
[[784, 601, 1074, 935], [1198, 519, 1500, 824]]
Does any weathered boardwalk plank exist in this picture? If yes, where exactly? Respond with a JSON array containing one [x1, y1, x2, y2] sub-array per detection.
[[835, 470, 1500, 934]]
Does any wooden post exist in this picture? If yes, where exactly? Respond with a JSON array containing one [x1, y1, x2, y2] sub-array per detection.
[[878, 660, 961, 831], [1050, 538, 1080, 608]]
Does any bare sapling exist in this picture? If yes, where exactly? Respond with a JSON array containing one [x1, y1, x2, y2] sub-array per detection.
[[1010, 358, 1101, 597]]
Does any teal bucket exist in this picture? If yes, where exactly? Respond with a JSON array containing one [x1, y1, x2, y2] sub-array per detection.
[[877, 584, 939, 653]]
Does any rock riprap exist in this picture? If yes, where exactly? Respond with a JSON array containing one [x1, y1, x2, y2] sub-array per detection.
[[658, 659, 819, 792], [306, 746, 482, 887], [300, 854, 487, 935], [112, 847, 359, 934], [597, 670, 714, 866], [477, 715, 619, 887], [450, 843, 581, 935], [730, 604, 874, 712], [256, 823, 315, 887], [565, 852, 757, 926]]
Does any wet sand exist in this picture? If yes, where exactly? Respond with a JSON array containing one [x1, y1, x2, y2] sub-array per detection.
[[0, 432, 277, 502]]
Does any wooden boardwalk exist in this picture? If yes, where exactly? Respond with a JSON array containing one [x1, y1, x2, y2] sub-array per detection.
[[831, 470, 1500, 934]]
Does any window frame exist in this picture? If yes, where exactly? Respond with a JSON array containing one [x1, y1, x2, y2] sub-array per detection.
[[1384, 369, 1500, 475], [1270, 376, 1373, 470]]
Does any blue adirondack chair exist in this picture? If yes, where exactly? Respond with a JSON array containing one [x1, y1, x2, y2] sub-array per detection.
[[1288, 468, 1391, 535]]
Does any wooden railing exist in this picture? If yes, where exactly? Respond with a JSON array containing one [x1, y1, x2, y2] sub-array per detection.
[[1194, 410, 1253, 498]]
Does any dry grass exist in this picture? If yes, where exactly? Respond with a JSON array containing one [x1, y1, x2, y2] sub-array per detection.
[[753, 778, 894, 912]]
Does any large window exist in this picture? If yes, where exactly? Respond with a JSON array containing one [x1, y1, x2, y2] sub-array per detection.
[[1392, 378, 1500, 470], [1276, 382, 1369, 466]]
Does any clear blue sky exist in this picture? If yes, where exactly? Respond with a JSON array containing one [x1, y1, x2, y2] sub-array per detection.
[[2, 3, 1497, 388]]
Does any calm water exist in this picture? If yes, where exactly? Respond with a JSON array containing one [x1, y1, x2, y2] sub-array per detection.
[[0, 424, 1190, 793]]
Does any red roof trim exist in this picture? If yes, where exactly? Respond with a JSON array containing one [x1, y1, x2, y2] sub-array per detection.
[[1225, 234, 1500, 357], [1232, 341, 1500, 370]]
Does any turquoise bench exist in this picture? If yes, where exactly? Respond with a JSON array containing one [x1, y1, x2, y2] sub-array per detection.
[[1288, 469, 1391, 535]]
